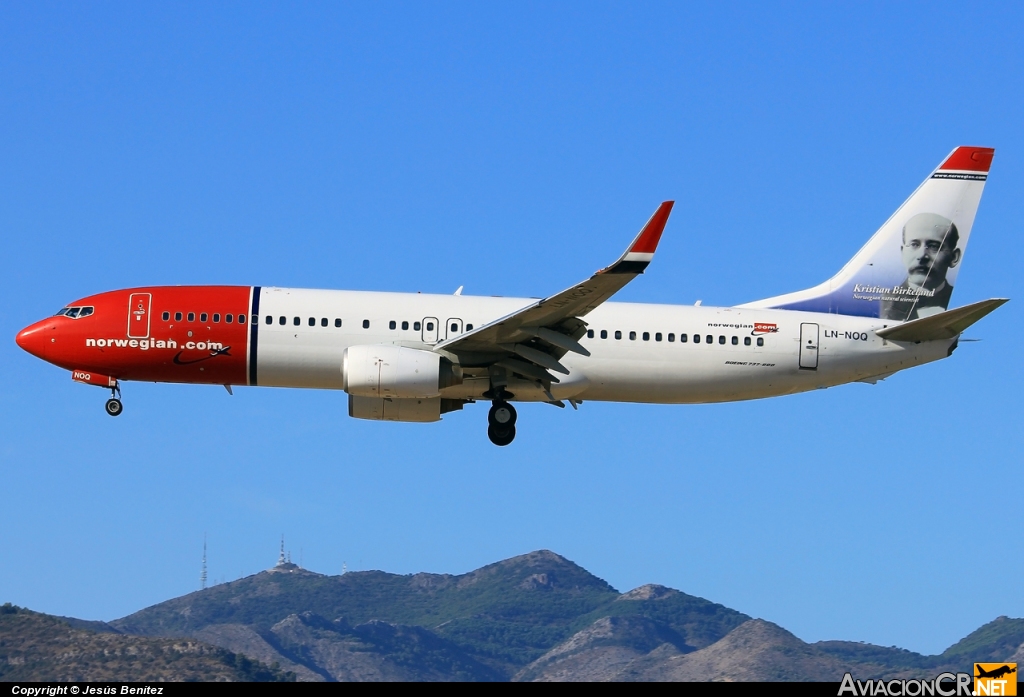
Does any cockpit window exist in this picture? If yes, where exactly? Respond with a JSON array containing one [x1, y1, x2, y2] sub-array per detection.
[[56, 306, 95, 319]]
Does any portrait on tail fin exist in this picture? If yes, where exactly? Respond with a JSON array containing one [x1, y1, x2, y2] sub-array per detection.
[[739, 146, 993, 320], [880, 212, 960, 321]]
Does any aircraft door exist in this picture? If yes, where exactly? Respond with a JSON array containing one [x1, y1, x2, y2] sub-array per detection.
[[127, 293, 152, 338], [445, 318, 463, 340], [421, 317, 439, 344], [799, 323, 819, 370]]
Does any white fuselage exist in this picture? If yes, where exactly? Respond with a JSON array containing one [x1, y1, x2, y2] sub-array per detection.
[[254, 287, 952, 404]]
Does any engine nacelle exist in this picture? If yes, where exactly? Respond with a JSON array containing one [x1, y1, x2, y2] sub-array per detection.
[[342, 344, 461, 399]]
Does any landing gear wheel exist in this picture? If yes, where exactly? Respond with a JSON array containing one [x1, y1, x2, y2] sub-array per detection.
[[488, 401, 517, 429], [105, 398, 123, 417], [488, 424, 516, 446]]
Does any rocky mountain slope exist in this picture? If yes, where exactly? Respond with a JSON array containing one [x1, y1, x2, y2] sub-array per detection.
[[10, 551, 1024, 681], [0, 604, 294, 682]]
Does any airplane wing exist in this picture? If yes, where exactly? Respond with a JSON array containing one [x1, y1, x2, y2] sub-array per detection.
[[874, 298, 1008, 342], [435, 202, 674, 385]]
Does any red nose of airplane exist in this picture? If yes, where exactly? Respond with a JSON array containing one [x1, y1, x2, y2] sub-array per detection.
[[16, 320, 52, 360]]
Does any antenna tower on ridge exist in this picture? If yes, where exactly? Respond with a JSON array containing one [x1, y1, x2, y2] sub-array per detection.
[[200, 534, 208, 590]]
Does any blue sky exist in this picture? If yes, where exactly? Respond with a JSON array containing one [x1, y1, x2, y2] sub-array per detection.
[[2, 2, 1021, 655]]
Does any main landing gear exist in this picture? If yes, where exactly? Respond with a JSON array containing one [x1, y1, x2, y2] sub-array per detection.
[[487, 400, 517, 446], [105, 383, 123, 417]]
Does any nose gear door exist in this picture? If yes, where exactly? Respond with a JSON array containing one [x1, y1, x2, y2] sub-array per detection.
[[127, 293, 152, 338]]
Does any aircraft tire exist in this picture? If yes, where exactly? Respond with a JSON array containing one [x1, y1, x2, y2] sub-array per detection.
[[105, 398, 123, 417], [487, 424, 515, 446], [488, 402, 517, 428]]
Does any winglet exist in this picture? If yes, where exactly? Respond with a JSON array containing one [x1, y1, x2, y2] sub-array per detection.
[[602, 201, 674, 274]]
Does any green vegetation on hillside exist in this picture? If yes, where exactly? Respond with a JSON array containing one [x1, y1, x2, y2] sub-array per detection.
[[0, 604, 295, 682], [109, 551, 762, 673], [942, 617, 1024, 663]]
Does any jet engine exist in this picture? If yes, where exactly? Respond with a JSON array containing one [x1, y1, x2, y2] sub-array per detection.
[[342, 344, 462, 399]]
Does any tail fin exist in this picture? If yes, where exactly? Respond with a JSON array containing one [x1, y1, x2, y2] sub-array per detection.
[[740, 146, 994, 320]]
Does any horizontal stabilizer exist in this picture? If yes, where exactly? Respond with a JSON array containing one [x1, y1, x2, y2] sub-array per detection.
[[875, 298, 1008, 342]]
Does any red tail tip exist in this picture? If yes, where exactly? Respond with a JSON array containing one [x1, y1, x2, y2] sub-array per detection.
[[940, 147, 995, 173]]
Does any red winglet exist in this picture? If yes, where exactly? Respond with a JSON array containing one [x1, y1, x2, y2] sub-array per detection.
[[629, 201, 674, 254], [939, 147, 995, 172]]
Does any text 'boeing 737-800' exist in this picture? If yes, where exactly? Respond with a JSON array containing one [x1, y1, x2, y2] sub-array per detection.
[[16, 146, 1007, 445]]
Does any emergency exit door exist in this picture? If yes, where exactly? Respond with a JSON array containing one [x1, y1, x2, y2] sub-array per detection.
[[421, 317, 439, 344], [445, 318, 463, 340], [799, 323, 819, 370]]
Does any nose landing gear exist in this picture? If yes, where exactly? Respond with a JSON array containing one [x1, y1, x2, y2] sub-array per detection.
[[104, 383, 123, 417], [487, 400, 517, 446]]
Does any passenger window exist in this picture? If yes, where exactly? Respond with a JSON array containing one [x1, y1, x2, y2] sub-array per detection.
[[680, 333, 687, 343], [600, 330, 608, 339], [466, 324, 473, 330], [290, 317, 298, 326], [693, 334, 700, 344], [214, 313, 221, 323], [426, 321, 434, 331], [643, 332, 650, 341], [668, 333, 675, 342], [187, 312, 195, 322], [757, 337, 764, 347], [587, 329, 594, 339], [389, 320, 396, 330], [718, 336, 725, 344], [414, 321, 421, 330], [744, 337, 751, 346], [279, 316, 286, 325], [321, 318, 328, 327], [706, 335, 713, 343], [335, 319, 342, 327], [363, 319, 370, 329], [201, 313, 208, 322], [162, 311, 170, 321], [175, 312, 182, 321], [80, 307, 94, 317], [731, 336, 738, 345], [265, 316, 272, 324], [308, 317, 315, 327], [655, 332, 662, 342], [450, 323, 458, 333], [614, 330, 622, 340], [226, 314, 233, 323], [402, 321, 409, 330], [629, 331, 637, 340], [241, 315, 247, 324]]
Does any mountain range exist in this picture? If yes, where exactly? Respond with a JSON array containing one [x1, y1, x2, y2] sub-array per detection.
[[3, 550, 1022, 681]]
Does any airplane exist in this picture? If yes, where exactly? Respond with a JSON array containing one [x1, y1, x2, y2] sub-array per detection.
[[15, 146, 1007, 446], [976, 665, 1017, 680]]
